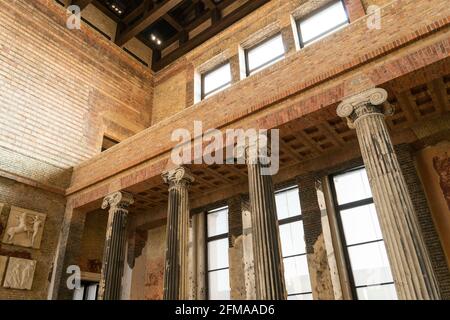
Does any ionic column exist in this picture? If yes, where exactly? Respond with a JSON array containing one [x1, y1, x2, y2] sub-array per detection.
[[246, 147, 286, 300], [98, 191, 134, 300], [337, 88, 440, 300], [162, 166, 195, 300]]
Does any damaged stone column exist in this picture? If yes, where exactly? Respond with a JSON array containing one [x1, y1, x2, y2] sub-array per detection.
[[162, 166, 195, 300], [337, 88, 440, 300], [98, 191, 134, 300], [246, 145, 286, 300], [298, 174, 336, 300], [188, 211, 207, 300]]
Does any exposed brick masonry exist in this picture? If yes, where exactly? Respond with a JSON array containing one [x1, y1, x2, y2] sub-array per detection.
[[396, 144, 450, 299]]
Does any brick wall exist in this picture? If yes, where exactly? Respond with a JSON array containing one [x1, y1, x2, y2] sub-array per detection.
[[0, 0, 155, 300], [0, 0, 153, 187]]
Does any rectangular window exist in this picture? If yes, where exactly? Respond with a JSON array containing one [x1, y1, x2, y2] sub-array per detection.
[[275, 186, 312, 300], [201, 62, 232, 100], [297, 0, 349, 47], [206, 207, 231, 300], [245, 34, 285, 76], [331, 167, 397, 300]]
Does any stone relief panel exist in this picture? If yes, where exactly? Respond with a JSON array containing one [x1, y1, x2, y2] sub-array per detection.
[[2, 206, 46, 249], [0, 256, 8, 283], [3, 257, 36, 290]]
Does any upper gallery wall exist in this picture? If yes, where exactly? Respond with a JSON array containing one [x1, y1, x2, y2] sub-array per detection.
[[150, 0, 385, 125]]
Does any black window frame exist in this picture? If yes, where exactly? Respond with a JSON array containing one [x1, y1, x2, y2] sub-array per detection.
[[329, 166, 396, 300], [275, 186, 313, 299], [296, 0, 350, 48], [205, 206, 230, 300], [201, 61, 232, 100], [244, 33, 286, 77]]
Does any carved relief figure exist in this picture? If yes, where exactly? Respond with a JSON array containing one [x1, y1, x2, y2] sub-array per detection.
[[2, 207, 46, 249], [433, 152, 450, 210], [30, 216, 42, 247], [3, 258, 36, 290]]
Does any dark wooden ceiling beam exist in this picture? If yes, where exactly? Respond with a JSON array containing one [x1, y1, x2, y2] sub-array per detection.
[[123, 0, 152, 24], [91, 0, 121, 22], [153, 0, 270, 71], [202, 0, 216, 10], [163, 13, 184, 31], [115, 0, 183, 46]]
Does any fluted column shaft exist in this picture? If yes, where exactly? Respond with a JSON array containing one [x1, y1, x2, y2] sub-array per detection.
[[337, 88, 439, 300], [246, 152, 286, 300], [98, 191, 134, 300], [162, 166, 194, 300]]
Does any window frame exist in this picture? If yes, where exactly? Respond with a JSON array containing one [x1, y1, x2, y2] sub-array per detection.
[[296, 0, 350, 48], [275, 186, 313, 299], [329, 166, 396, 300], [205, 206, 231, 300], [244, 33, 286, 77], [201, 61, 232, 100]]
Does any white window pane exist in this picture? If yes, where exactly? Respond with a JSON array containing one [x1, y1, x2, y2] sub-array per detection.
[[203, 63, 231, 96], [357, 284, 398, 300], [348, 241, 394, 287], [247, 34, 285, 74], [207, 208, 229, 237], [283, 255, 311, 295], [86, 284, 98, 300], [73, 286, 85, 300], [275, 193, 288, 220], [299, 1, 349, 44], [333, 168, 372, 205], [276, 188, 301, 220], [280, 221, 306, 257], [208, 269, 231, 300], [286, 188, 301, 217], [288, 293, 313, 300], [207, 238, 229, 270], [340, 204, 383, 245]]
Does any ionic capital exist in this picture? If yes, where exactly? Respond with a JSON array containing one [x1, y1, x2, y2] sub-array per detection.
[[162, 166, 195, 189], [337, 88, 393, 127], [101, 191, 134, 211]]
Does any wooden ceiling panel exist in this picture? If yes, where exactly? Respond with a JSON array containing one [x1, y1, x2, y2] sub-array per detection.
[[84, 0, 269, 70]]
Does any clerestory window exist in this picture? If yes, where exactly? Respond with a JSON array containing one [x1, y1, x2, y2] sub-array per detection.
[[297, 0, 349, 48]]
